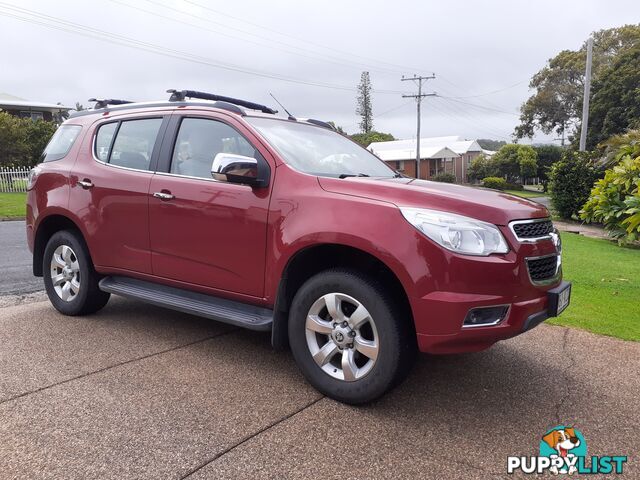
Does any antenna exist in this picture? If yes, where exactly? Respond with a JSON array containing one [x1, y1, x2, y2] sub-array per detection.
[[270, 93, 296, 120]]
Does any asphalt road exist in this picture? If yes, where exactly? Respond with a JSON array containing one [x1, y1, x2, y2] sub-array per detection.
[[0, 220, 42, 295], [0, 297, 637, 479]]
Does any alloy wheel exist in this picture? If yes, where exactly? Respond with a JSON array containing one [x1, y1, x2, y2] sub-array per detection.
[[305, 292, 379, 381], [50, 245, 81, 302]]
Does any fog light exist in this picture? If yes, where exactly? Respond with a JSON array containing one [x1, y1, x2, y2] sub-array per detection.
[[463, 305, 509, 328]]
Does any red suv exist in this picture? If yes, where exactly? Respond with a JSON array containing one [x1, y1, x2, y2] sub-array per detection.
[[26, 90, 571, 404]]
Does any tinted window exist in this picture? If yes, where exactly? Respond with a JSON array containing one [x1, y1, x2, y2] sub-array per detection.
[[109, 118, 162, 171], [247, 117, 395, 178], [95, 122, 117, 162], [171, 118, 258, 179], [40, 125, 82, 162]]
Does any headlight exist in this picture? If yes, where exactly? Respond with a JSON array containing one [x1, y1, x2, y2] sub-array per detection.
[[400, 207, 509, 256]]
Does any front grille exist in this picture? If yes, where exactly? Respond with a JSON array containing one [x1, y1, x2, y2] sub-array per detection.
[[527, 255, 559, 283], [512, 219, 553, 239]]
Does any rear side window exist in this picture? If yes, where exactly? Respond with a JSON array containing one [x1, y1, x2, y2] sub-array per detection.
[[95, 118, 163, 171], [40, 125, 82, 162]]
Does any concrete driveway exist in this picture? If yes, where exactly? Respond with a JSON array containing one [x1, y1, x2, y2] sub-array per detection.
[[1, 297, 637, 479], [0, 220, 42, 296]]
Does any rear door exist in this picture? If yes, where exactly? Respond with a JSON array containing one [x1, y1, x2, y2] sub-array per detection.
[[70, 114, 168, 273], [148, 113, 274, 298]]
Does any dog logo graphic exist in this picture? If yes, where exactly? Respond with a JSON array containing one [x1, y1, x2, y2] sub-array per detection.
[[540, 426, 585, 475]]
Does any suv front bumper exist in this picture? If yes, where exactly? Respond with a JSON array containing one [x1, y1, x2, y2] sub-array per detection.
[[414, 281, 571, 354]]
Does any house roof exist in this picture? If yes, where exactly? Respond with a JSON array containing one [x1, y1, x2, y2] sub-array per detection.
[[0, 93, 71, 112], [368, 136, 483, 158], [372, 145, 459, 161]]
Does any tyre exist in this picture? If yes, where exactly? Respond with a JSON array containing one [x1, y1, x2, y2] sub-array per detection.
[[43, 230, 110, 316], [288, 268, 416, 404]]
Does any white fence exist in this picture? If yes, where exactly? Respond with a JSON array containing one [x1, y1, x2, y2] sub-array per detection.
[[0, 167, 30, 193]]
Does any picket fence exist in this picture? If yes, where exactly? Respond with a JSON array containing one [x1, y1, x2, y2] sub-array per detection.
[[0, 167, 31, 193]]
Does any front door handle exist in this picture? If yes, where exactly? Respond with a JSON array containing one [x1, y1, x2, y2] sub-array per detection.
[[77, 179, 93, 189], [152, 191, 175, 200]]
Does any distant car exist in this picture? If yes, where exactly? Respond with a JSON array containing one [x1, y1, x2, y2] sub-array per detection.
[[26, 90, 570, 404]]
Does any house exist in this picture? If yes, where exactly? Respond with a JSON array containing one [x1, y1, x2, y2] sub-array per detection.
[[368, 135, 485, 182], [0, 93, 71, 122]]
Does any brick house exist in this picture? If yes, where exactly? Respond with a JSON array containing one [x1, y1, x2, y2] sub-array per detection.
[[368, 136, 486, 182]]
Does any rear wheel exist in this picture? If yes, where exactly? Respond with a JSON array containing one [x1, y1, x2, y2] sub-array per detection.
[[288, 269, 416, 404], [43, 230, 110, 315]]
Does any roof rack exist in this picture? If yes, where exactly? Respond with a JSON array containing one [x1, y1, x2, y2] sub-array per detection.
[[167, 89, 277, 114], [88, 98, 135, 109]]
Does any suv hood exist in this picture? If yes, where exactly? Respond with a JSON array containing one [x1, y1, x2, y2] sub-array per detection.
[[318, 176, 549, 226]]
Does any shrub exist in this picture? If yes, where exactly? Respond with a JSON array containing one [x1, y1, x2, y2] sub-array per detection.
[[468, 154, 497, 181], [505, 182, 524, 191], [0, 112, 57, 167], [581, 138, 640, 243], [482, 177, 507, 190], [432, 172, 456, 183], [548, 151, 603, 219]]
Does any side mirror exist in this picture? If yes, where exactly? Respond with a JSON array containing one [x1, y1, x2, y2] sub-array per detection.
[[211, 153, 268, 187]]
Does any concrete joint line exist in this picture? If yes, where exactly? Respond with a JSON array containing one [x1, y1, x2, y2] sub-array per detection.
[[180, 396, 325, 479], [0, 329, 237, 406]]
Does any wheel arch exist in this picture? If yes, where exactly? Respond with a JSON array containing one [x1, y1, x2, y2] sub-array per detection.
[[271, 243, 414, 350], [33, 214, 87, 276]]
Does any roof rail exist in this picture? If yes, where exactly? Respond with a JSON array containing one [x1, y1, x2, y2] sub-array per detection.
[[89, 98, 135, 109], [167, 89, 277, 114], [305, 119, 336, 131]]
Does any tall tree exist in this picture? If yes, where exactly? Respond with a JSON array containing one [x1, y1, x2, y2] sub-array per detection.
[[514, 25, 640, 142], [587, 45, 640, 149], [356, 71, 373, 134]]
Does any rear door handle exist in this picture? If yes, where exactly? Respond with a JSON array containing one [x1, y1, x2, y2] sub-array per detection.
[[152, 191, 175, 200], [77, 179, 93, 189]]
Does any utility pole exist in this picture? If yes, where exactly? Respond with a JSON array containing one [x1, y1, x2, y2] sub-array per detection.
[[402, 74, 436, 178], [579, 37, 593, 151]]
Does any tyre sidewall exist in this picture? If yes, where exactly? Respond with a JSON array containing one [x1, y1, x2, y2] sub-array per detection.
[[43, 230, 94, 316], [289, 270, 405, 404]]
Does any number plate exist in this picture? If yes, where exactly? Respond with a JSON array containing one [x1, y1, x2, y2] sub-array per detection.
[[548, 281, 571, 317]]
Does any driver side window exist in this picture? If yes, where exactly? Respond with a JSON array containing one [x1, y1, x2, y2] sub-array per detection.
[[171, 118, 257, 179]]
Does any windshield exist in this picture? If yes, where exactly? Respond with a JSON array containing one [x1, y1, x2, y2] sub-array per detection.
[[247, 117, 396, 178]]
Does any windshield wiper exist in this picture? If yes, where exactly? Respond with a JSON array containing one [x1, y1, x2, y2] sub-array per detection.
[[338, 173, 370, 179]]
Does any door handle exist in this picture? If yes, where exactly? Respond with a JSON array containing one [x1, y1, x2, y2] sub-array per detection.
[[77, 179, 93, 189], [152, 191, 175, 200]]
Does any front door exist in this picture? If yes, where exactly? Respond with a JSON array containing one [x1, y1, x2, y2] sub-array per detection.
[[148, 114, 273, 298]]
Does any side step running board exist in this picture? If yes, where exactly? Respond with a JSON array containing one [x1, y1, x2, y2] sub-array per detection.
[[99, 276, 272, 331]]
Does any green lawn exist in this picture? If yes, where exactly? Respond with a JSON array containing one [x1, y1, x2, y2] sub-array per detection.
[[505, 189, 548, 199], [0, 192, 27, 218], [550, 233, 639, 341]]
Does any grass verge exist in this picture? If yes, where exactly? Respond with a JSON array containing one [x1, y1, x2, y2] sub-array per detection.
[[0, 192, 27, 219], [550, 232, 639, 341], [505, 189, 548, 199]]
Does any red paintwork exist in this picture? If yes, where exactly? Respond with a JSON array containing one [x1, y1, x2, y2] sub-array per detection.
[[27, 104, 562, 354]]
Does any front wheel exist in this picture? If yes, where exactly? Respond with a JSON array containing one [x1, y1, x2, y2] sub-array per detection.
[[288, 269, 416, 404], [43, 230, 110, 316]]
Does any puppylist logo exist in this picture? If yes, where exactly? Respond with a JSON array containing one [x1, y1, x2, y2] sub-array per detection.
[[507, 426, 628, 475]]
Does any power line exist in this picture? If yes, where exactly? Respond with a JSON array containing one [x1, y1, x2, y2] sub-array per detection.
[[0, 3, 406, 96], [445, 79, 529, 99], [435, 95, 519, 116], [177, 0, 436, 75], [119, 0, 405, 76], [429, 97, 513, 140]]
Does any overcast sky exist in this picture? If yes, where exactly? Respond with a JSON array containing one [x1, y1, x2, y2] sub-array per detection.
[[1, 0, 638, 143]]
